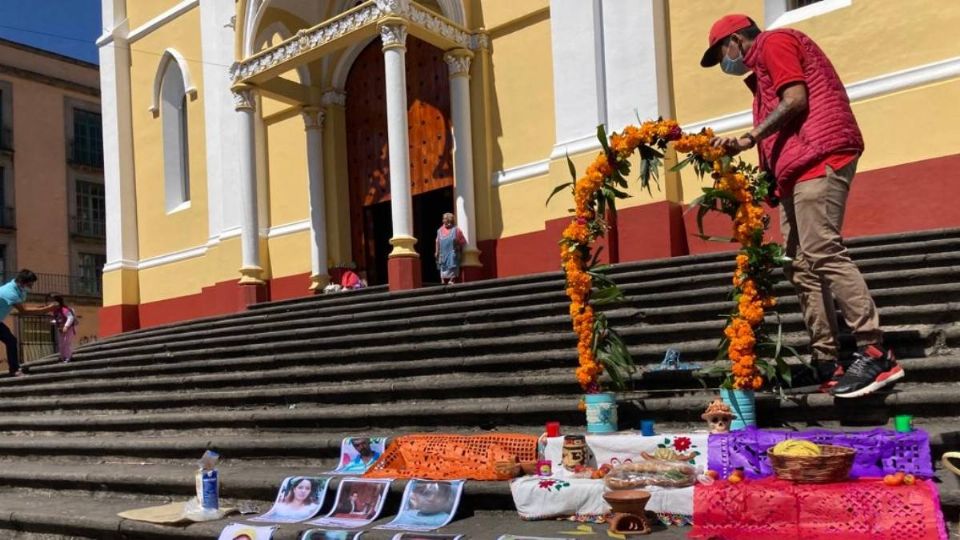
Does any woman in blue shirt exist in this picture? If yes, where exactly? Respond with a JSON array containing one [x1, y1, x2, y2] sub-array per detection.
[[0, 270, 57, 377]]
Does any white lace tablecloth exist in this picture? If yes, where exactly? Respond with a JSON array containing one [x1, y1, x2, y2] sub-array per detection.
[[510, 432, 710, 520]]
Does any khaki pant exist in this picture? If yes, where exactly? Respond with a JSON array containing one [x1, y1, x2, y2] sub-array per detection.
[[779, 159, 882, 361]]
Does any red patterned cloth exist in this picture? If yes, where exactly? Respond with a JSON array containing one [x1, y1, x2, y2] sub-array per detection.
[[690, 477, 947, 540]]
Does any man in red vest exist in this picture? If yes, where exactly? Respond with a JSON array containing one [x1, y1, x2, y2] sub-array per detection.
[[699, 14, 903, 398]]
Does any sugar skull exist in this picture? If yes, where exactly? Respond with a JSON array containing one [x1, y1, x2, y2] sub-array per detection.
[[701, 399, 735, 434]]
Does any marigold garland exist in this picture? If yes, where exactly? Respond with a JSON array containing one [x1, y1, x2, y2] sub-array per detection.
[[557, 119, 785, 393]]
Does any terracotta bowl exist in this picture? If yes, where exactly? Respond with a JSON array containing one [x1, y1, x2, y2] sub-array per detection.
[[603, 489, 652, 515]]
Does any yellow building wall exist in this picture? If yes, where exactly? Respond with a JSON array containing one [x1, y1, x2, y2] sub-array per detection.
[[668, 0, 960, 203], [127, 0, 189, 32], [129, 6, 210, 261]]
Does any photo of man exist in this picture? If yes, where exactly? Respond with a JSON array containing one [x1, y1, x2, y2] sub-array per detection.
[[378, 480, 464, 532], [308, 478, 392, 528], [332, 437, 387, 475]]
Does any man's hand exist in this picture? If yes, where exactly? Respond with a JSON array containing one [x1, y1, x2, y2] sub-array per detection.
[[709, 134, 756, 155]]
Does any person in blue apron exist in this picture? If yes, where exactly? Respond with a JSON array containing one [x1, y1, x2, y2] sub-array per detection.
[[434, 213, 467, 285]]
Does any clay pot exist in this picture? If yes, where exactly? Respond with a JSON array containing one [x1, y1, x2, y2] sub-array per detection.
[[603, 489, 652, 515]]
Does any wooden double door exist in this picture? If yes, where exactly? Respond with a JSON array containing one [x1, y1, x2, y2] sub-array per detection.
[[345, 35, 454, 285]]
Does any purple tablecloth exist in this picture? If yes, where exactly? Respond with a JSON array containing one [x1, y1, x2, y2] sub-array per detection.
[[708, 427, 933, 479]]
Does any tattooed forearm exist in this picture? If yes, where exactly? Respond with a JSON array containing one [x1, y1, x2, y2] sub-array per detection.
[[754, 98, 802, 140]]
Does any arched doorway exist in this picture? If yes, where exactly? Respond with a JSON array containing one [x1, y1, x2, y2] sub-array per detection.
[[345, 36, 454, 286]]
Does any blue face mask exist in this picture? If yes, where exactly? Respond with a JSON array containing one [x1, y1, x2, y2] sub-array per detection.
[[720, 42, 749, 76]]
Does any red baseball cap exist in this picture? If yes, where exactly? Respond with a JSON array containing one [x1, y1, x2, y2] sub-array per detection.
[[700, 14, 755, 67]]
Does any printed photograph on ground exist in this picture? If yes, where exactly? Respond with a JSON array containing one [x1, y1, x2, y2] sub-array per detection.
[[301, 530, 364, 540], [391, 534, 465, 540], [250, 476, 330, 523], [308, 478, 392, 528], [217, 523, 276, 540], [376, 479, 465, 532], [330, 437, 387, 474]]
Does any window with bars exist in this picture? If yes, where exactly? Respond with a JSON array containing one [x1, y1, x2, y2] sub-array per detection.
[[77, 252, 105, 296], [72, 109, 103, 167], [75, 180, 106, 237]]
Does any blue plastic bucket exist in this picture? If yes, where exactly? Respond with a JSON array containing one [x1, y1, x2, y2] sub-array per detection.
[[720, 388, 756, 431], [584, 392, 618, 433]]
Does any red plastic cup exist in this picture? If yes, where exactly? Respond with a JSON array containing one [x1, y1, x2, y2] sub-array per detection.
[[546, 421, 561, 437]]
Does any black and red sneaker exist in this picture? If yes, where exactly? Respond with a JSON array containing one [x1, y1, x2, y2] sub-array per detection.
[[785, 361, 845, 394], [831, 345, 904, 398]]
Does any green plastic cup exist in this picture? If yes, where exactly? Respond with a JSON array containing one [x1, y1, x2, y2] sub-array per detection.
[[893, 414, 913, 433]]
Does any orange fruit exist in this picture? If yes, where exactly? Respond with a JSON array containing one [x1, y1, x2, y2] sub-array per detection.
[[894, 472, 906, 480], [903, 474, 916, 486], [883, 474, 901, 486], [728, 475, 742, 484], [706, 470, 719, 480]]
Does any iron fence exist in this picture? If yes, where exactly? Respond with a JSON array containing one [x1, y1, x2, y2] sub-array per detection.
[[0, 272, 102, 299]]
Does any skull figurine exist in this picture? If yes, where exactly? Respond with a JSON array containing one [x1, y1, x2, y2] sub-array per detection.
[[701, 399, 735, 434]]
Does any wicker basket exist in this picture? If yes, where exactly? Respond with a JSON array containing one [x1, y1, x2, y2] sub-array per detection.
[[767, 444, 856, 483]]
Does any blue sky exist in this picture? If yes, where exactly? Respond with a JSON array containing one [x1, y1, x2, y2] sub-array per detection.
[[0, 0, 101, 64]]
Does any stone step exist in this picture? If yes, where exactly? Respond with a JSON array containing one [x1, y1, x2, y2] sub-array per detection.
[[22, 290, 960, 383], [10, 320, 953, 401], [0, 490, 694, 540], [72, 255, 960, 363], [70, 230, 960, 353], [5, 354, 960, 416], [9, 321, 953, 398], [0, 378, 957, 435], [50, 270, 960, 369]]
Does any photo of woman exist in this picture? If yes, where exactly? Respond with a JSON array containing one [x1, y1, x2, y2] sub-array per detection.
[[251, 476, 329, 523], [216, 523, 276, 540]]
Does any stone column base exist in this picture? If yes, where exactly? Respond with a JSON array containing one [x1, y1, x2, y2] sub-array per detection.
[[388, 254, 422, 291], [238, 282, 267, 308]]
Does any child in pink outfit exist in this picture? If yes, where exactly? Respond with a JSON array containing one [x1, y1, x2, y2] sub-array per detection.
[[49, 295, 77, 363]]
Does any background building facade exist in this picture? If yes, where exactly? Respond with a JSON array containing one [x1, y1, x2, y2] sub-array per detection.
[[0, 38, 104, 365], [99, 0, 960, 335]]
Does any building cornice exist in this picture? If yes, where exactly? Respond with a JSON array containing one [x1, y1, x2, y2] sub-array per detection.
[[0, 64, 99, 97]]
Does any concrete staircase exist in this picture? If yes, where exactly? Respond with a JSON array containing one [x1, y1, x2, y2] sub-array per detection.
[[1, 228, 958, 539]]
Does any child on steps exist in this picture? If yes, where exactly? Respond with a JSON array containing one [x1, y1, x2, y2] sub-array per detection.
[[48, 294, 77, 363]]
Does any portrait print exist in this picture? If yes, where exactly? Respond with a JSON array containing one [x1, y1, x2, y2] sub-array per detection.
[[251, 476, 330, 523], [330, 437, 387, 474], [217, 523, 276, 540], [308, 478, 392, 528], [377, 479, 464, 532]]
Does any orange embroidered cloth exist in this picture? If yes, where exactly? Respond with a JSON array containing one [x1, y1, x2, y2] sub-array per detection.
[[363, 434, 539, 481]]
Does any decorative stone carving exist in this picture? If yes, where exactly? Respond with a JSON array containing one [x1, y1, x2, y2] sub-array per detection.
[[374, 0, 410, 15], [232, 87, 257, 111], [406, 3, 470, 49], [231, 0, 478, 83], [301, 107, 325, 131], [321, 89, 347, 108], [379, 23, 408, 50], [444, 51, 472, 78], [470, 32, 490, 51]]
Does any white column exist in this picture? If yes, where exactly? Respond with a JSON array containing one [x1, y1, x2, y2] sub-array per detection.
[[444, 49, 481, 267], [379, 21, 417, 257], [99, 2, 139, 277], [301, 106, 329, 290], [548, 0, 607, 158], [232, 84, 264, 284]]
